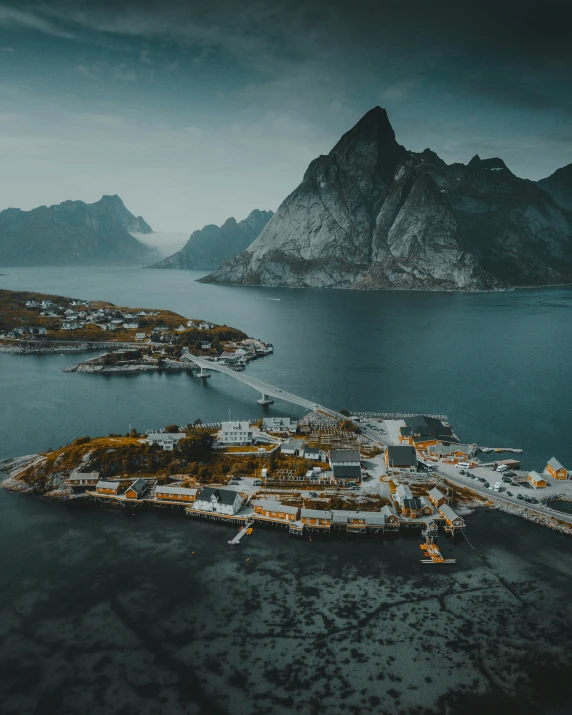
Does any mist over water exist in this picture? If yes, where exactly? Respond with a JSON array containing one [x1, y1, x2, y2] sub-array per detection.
[[2, 267, 572, 714]]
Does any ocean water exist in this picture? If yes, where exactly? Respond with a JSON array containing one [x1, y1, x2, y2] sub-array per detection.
[[1, 267, 572, 714]]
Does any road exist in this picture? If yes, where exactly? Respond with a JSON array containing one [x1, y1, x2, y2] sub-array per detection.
[[435, 464, 572, 526]]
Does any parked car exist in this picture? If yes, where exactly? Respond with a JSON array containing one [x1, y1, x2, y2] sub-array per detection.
[[310, 491, 318, 498], [507, 491, 513, 497], [496, 464, 508, 472], [253, 479, 262, 486], [456, 462, 470, 469], [517, 494, 524, 500]]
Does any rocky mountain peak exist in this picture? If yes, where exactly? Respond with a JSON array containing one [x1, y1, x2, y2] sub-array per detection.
[[468, 155, 509, 172]]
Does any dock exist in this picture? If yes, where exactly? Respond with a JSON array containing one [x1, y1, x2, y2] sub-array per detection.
[[228, 521, 253, 544], [419, 533, 456, 564]]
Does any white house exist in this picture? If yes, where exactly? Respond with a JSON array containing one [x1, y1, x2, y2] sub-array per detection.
[[280, 438, 305, 456], [25, 299, 39, 307], [136, 333, 146, 341], [394, 484, 413, 508], [37, 327, 47, 335], [68, 470, 99, 486], [40, 300, 56, 309], [191, 486, 243, 515], [146, 432, 187, 451], [123, 322, 139, 330], [217, 421, 253, 445], [200, 341, 211, 350], [62, 322, 76, 330], [262, 417, 296, 432]]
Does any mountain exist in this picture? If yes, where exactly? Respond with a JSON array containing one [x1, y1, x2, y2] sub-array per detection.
[[537, 164, 572, 211], [149, 209, 273, 270], [0, 195, 155, 266], [200, 107, 572, 291]]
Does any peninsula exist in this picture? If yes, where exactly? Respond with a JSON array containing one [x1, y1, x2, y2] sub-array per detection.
[[0, 289, 273, 372]]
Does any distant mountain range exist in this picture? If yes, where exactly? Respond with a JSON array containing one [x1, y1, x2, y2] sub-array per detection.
[[149, 209, 273, 270], [200, 107, 572, 291], [0, 195, 155, 266]]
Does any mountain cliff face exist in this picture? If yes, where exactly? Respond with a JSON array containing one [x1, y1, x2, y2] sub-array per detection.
[[537, 164, 572, 211], [200, 108, 572, 291], [149, 209, 273, 270], [0, 195, 154, 266]]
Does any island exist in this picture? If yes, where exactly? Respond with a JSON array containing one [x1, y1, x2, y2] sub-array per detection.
[[3, 409, 572, 544], [0, 289, 273, 372]]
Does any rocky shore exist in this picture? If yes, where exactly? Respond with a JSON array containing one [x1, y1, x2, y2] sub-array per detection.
[[0, 342, 99, 354]]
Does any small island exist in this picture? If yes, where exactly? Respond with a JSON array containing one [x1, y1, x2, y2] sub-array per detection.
[[0, 289, 273, 372]]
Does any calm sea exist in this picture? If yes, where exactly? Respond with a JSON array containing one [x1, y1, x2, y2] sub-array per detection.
[[1, 267, 572, 714]]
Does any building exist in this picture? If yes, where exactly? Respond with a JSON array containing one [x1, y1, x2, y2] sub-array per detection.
[[329, 449, 361, 481], [252, 499, 300, 522], [280, 438, 305, 456], [428, 487, 449, 508], [217, 421, 253, 446], [426, 443, 474, 459], [394, 484, 413, 507], [438, 504, 465, 532], [192, 487, 243, 515], [146, 433, 187, 451], [546, 457, 567, 480], [262, 417, 296, 432], [123, 322, 139, 330], [401, 496, 433, 519], [125, 478, 148, 499], [155, 485, 198, 502], [497, 458, 520, 470], [528, 471, 547, 489], [385, 445, 418, 471], [399, 416, 457, 449], [96, 480, 122, 495], [300, 508, 331, 528], [135, 332, 146, 342], [380, 505, 400, 528], [303, 447, 322, 461], [68, 470, 99, 487]]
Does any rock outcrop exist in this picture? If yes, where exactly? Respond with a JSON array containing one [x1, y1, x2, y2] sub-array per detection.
[[201, 107, 572, 291], [538, 163, 572, 211], [0, 194, 154, 266], [149, 209, 273, 270]]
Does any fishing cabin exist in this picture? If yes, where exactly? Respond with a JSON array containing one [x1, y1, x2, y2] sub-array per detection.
[[95, 480, 123, 495], [528, 471, 547, 489], [155, 485, 198, 503], [252, 500, 300, 522], [428, 487, 449, 508], [546, 458, 567, 480], [125, 478, 148, 500], [300, 509, 331, 529], [438, 504, 465, 534]]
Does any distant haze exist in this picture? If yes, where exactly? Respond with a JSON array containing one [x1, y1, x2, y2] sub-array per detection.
[[1, 0, 571, 232], [132, 232, 188, 259]]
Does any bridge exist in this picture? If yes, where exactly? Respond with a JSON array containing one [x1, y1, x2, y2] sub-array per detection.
[[183, 353, 348, 421]]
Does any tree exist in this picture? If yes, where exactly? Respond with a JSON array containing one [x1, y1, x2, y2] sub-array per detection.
[[339, 408, 350, 416], [164, 424, 181, 433], [178, 430, 214, 461]]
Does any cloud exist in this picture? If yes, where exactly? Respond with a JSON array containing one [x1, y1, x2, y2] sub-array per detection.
[[0, 5, 75, 39]]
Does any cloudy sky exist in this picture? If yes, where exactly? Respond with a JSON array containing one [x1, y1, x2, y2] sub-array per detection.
[[1, 0, 571, 232]]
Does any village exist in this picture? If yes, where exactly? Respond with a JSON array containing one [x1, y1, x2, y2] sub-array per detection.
[[0, 289, 273, 370], [7, 409, 571, 554]]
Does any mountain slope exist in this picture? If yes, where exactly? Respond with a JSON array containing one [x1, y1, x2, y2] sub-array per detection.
[[537, 164, 572, 211], [0, 195, 154, 266], [149, 209, 273, 270], [201, 108, 572, 291]]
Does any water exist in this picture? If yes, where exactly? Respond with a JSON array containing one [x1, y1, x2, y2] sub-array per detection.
[[2, 267, 572, 713], [2, 266, 572, 469]]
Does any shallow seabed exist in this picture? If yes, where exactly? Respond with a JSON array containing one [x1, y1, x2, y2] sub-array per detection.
[[1, 490, 571, 715]]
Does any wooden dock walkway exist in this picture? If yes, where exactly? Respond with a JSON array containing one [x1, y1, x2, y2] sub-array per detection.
[[228, 521, 253, 544]]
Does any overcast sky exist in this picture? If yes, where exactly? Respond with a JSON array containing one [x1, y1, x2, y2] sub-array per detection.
[[1, 0, 571, 232]]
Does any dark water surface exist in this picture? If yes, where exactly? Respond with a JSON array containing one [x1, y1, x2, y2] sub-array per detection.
[[2, 267, 572, 713]]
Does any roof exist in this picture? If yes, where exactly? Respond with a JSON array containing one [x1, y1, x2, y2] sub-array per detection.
[[128, 478, 147, 494], [439, 504, 464, 523], [332, 464, 361, 479], [304, 447, 321, 456], [400, 416, 458, 443], [156, 486, 198, 497], [529, 471, 546, 482], [69, 471, 99, 481], [380, 505, 398, 520], [253, 499, 299, 515], [147, 432, 186, 441], [262, 417, 292, 428], [301, 508, 331, 520], [386, 445, 418, 467], [429, 487, 447, 502], [427, 443, 472, 455], [197, 486, 241, 505], [548, 457, 565, 471], [403, 497, 432, 511], [329, 449, 360, 464], [96, 480, 120, 490], [220, 421, 251, 431], [395, 484, 413, 501], [281, 438, 305, 450]]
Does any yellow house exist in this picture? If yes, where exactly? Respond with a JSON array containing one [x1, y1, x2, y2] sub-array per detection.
[[300, 508, 331, 528], [546, 458, 567, 480], [528, 471, 547, 489], [253, 500, 300, 522], [155, 485, 198, 502], [125, 478, 148, 499], [96, 480, 122, 495]]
